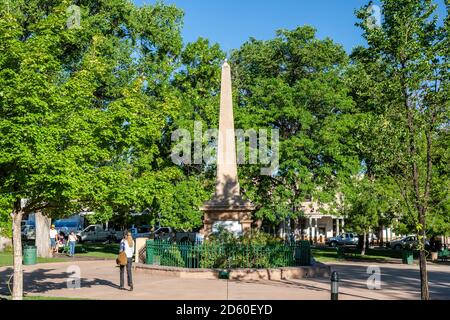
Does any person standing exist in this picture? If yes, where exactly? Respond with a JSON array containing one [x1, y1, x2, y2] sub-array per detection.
[[49, 225, 58, 255], [119, 231, 134, 291], [195, 228, 205, 244], [68, 232, 77, 257]]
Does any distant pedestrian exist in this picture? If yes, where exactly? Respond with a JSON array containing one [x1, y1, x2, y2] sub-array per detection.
[[49, 225, 58, 255], [68, 232, 77, 257], [195, 228, 205, 244], [119, 231, 134, 291]]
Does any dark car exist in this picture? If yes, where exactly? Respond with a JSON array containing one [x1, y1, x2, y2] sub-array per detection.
[[386, 235, 430, 250]]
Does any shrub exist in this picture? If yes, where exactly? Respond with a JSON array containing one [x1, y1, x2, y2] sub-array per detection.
[[160, 244, 185, 267]]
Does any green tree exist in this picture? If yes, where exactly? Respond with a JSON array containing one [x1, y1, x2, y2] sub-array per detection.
[[351, 0, 449, 299], [0, 0, 185, 299], [231, 26, 360, 234], [341, 176, 402, 255]]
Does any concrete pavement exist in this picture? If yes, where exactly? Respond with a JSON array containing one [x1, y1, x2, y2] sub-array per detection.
[[1, 260, 449, 300]]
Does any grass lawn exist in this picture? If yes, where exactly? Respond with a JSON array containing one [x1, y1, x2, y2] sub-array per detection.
[[0, 251, 66, 267], [76, 243, 119, 259], [312, 246, 405, 263], [0, 243, 119, 267]]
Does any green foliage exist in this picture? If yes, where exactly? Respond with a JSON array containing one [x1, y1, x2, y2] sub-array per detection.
[[0, 0, 209, 232], [231, 26, 361, 226], [350, 0, 449, 238], [341, 177, 399, 234], [0, 0, 447, 247], [159, 243, 185, 268], [200, 230, 297, 268]]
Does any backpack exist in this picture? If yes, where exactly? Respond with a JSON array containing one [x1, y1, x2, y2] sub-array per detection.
[[116, 241, 127, 266]]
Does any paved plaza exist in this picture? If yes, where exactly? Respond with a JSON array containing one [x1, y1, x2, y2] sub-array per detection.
[[1, 260, 449, 300]]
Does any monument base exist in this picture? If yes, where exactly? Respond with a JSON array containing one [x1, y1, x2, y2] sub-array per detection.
[[201, 196, 255, 236]]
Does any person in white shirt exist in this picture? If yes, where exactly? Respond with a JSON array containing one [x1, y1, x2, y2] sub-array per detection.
[[68, 232, 77, 257], [49, 225, 58, 254], [195, 228, 205, 244], [119, 231, 134, 291]]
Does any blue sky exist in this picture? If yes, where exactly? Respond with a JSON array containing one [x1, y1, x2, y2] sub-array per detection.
[[134, 0, 447, 54]]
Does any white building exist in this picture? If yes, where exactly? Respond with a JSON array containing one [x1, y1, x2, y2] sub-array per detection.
[[277, 198, 400, 245]]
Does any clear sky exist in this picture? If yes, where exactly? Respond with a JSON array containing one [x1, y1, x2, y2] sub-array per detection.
[[135, 0, 447, 54]]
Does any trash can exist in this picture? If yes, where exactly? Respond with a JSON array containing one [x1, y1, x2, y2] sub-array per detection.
[[294, 241, 311, 266], [146, 240, 154, 265], [23, 245, 37, 265], [402, 250, 413, 265]]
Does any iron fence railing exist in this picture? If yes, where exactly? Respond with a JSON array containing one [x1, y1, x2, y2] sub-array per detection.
[[146, 239, 311, 268]]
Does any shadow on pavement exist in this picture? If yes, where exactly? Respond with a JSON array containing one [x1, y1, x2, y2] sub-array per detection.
[[0, 267, 121, 296], [329, 263, 450, 300]]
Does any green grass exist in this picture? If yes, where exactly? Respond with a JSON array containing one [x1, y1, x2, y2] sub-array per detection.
[[312, 246, 404, 263], [76, 243, 119, 259], [0, 252, 66, 267], [0, 243, 119, 266]]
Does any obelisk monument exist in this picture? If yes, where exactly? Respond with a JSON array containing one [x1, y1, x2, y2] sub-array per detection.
[[201, 61, 255, 235]]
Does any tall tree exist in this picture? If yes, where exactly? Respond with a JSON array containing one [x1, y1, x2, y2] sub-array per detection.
[[341, 176, 401, 255], [231, 26, 360, 233], [0, 0, 185, 299], [351, 0, 449, 299]]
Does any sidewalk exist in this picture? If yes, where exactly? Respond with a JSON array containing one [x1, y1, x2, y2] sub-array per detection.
[[1, 260, 449, 300]]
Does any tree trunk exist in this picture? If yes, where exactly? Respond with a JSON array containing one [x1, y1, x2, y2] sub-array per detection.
[[35, 211, 52, 258], [419, 207, 429, 300], [12, 206, 23, 300], [361, 232, 367, 256], [404, 90, 429, 300], [379, 225, 384, 247]]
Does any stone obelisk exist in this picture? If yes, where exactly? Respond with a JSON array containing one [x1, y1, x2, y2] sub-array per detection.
[[201, 61, 255, 235]]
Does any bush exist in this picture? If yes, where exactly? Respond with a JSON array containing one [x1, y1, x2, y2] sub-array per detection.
[[200, 230, 294, 268], [160, 244, 185, 267]]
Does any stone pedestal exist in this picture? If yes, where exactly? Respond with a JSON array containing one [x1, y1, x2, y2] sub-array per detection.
[[201, 196, 254, 235]]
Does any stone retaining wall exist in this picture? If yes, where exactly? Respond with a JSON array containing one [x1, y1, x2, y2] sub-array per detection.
[[134, 263, 330, 281]]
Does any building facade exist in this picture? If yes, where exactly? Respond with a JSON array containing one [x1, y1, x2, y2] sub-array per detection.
[[277, 199, 401, 245]]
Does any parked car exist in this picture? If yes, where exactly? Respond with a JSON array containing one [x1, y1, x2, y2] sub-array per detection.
[[76, 224, 124, 243], [386, 235, 430, 250], [152, 227, 198, 243], [325, 233, 359, 247]]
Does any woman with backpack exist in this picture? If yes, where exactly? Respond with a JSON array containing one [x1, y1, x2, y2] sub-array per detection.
[[118, 231, 134, 291]]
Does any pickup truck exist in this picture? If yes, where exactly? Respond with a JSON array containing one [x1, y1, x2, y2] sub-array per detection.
[[325, 233, 359, 247], [76, 225, 124, 243]]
